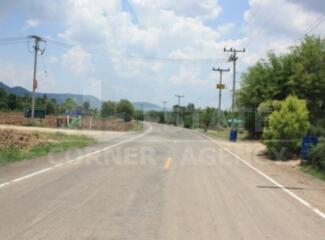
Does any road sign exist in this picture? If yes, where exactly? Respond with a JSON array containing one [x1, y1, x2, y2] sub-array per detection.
[[216, 84, 225, 89]]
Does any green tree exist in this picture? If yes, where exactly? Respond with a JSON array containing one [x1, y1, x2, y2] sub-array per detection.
[[46, 99, 57, 115], [82, 101, 90, 114], [134, 110, 144, 121], [263, 96, 310, 160], [0, 88, 7, 110], [20, 95, 31, 110], [200, 107, 216, 132], [237, 36, 325, 136], [7, 94, 17, 110], [61, 98, 77, 112], [101, 101, 116, 118], [116, 99, 134, 122]]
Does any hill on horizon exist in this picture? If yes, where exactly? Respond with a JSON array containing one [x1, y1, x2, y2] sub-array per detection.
[[0, 82, 163, 111]]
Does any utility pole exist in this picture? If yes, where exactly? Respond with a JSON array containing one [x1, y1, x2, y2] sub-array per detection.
[[141, 103, 144, 121], [29, 35, 46, 120], [212, 67, 230, 127], [224, 47, 245, 129], [162, 101, 167, 123], [162, 101, 167, 111], [175, 95, 184, 126]]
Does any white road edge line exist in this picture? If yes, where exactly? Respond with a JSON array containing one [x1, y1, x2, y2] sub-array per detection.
[[197, 132, 325, 221], [0, 123, 152, 190]]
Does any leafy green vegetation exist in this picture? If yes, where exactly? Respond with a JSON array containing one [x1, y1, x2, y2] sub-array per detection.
[[237, 36, 325, 138], [263, 96, 310, 159], [300, 165, 325, 181], [0, 132, 95, 165], [100, 99, 135, 122], [308, 140, 325, 171]]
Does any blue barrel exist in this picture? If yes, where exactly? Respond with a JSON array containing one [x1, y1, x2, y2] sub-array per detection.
[[301, 136, 318, 160], [229, 130, 238, 142]]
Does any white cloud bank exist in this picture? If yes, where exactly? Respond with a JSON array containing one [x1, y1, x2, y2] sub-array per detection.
[[0, 0, 324, 107]]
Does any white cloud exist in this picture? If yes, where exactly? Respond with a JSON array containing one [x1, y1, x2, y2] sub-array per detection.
[[244, 0, 322, 38], [62, 46, 93, 75], [22, 18, 40, 30], [0, 0, 324, 107], [130, 0, 222, 19]]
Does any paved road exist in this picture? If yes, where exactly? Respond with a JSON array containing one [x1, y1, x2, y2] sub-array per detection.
[[0, 123, 324, 239]]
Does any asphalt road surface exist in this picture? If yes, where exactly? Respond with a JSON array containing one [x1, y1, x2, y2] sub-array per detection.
[[0, 123, 324, 239]]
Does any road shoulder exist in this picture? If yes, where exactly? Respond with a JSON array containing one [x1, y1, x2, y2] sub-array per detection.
[[197, 130, 325, 215]]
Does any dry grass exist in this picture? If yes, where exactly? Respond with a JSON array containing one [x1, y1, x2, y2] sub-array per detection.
[[0, 129, 95, 165]]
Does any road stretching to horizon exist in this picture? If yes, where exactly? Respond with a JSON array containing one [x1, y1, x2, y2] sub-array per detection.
[[0, 123, 324, 239]]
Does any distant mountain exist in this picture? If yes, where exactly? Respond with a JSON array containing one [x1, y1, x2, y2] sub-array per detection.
[[0, 82, 102, 109], [0, 82, 30, 96], [133, 101, 163, 111], [0, 82, 164, 111]]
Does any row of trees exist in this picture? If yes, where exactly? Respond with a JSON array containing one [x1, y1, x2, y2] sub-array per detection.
[[101, 99, 134, 122], [237, 36, 325, 160], [237, 36, 325, 138], [131, 102, 229, 131], [0, 89, 95, 116]]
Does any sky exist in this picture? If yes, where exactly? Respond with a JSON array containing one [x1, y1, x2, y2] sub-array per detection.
[[0, 0, 324, 109]]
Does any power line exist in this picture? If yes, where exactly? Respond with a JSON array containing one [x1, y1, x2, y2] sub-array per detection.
[[44, 38, 228, 63], [0, 41, 27, 45], [0, 36, 28, 46], [0, 36, 27, 42], [302, 14, 325, 36], [0, 35, 229, 63]]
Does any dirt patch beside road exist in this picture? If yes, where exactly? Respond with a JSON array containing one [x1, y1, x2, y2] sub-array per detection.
[[0, 112, 137, 131], [0, 128, 95, 165], [0, 129, 54, 150]]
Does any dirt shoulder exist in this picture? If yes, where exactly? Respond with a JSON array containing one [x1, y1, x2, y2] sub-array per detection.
[[0, 123, 146, 183], [206, 135, 325, 214], [0, 124, 127, 143]]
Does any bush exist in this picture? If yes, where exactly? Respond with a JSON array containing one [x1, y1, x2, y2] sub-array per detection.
[[101, 101, 116, 118], [263, 96, 310, 160], [308, 140, 325, 170], [307, 125, 325, 137], [116, 99, 134, 122]]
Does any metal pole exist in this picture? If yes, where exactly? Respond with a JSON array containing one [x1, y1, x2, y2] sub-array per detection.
[[175, 95, 184, 126], [141, 103, 144, 121], [212, 67, 229, 127], [231, 54, 236, 129], [218, 70, 223, 127], [31, 38, 39, 120], [224, 48, 245, 130]]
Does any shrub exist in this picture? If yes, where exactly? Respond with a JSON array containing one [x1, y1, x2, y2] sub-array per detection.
[[307, 125, 325, 137], [308, 140, 325, 170], [116, 99, 134, 122], [263, 96, 310, 160]]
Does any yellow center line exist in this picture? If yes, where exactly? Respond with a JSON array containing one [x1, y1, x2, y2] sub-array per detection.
[[164, 158, 172, 170]]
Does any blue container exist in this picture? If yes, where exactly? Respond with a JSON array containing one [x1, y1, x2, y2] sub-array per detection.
[[301, 136, 318, 160], [229, 130, 238, 142]]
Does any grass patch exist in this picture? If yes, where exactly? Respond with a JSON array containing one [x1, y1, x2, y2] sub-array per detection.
[[0, 132, 95, 165], [300, 165, 325, 181]]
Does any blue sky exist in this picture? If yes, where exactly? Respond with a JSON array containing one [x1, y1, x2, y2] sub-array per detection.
[[0, 0, 324, 109]]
